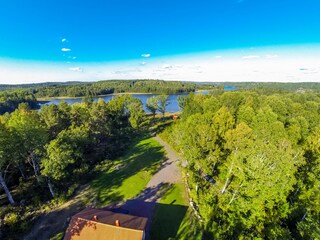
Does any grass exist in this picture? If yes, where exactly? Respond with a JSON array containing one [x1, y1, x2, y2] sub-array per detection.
[[149, 183, 185, 240], [150, 183, 188, 239], [90, 135, 165, 206], [50, 232, 64, 240], [150, 182, 204, 240], [8, 135, 165, 240]]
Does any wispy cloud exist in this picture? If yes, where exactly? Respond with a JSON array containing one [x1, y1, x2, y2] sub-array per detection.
[[162, 64, 173, 69], [61, 48, 71, 52], [113, 68, 142, 75], [61, 38, 67, 43], [265, 54, 279, 59], [141, 61, 147, 65], [69, 67, 82, 72], [141, 53, 151, 58], [242, 55, 260, 59]]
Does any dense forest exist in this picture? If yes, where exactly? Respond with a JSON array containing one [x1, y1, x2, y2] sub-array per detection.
[[161, 91, 320, 239], [1, 80, 200, 98], [0, 95, 147, 238], [0, 91, 38, 115], [1, 80, 319, 100], [215, 82, 320, 92]]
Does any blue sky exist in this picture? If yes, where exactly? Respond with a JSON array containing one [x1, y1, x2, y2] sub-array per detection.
[[0, 0, 320, 83]]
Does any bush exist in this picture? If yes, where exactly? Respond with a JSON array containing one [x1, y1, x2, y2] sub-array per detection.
[[4, 212, 19, 225]]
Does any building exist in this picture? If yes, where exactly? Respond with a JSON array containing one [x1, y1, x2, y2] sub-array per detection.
[[64, 208, 148, 240]]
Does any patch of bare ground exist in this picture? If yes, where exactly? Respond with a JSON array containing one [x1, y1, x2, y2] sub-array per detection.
[[23, 185, 95, 240]]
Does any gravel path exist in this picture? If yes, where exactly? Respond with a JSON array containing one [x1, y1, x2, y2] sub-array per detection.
[[119, 135, 182, 239], [147, 136, 181, 187]]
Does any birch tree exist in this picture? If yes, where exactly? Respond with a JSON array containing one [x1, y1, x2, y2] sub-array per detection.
[[0, 124, 15, 204]]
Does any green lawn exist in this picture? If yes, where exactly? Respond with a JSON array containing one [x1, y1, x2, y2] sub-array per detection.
[[150, 182, 203, 240], [90, 135, 165, 206]]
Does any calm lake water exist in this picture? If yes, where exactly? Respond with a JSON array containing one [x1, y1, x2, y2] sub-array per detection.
[[40, 86, 237, 113], [39, 92, 209, 113]]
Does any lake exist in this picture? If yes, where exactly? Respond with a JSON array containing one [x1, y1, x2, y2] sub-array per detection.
[[39, 92, 209, 113]]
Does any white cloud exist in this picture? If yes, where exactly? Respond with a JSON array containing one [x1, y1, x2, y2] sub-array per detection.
[[141, 53, 151, 58], [69, 67, 82, 72], [61, 48, 71, 52], [215, 55, 222, 59], [1, 45, 320, 83], [61, 38, 67, 43], [265, 54, 279, 59], [162, 64, 173, 69], [242, 55, 260, 59]]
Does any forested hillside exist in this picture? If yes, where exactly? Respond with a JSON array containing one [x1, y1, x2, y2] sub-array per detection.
[[0, 91, 38, 114], [216, 82, 320, 92], [161, 91, 320, 239], [0, 95, 147, 239], [4, 80, 199, 98]]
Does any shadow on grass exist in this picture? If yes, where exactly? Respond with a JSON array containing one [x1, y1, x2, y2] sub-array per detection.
[[149, 184, 189, 240], [104, 183, 188, 240], [117, 182, 172, 218], [24, 194, 85, 240], [151, 121, 174, 135], [90, 136, 165, 206], [150, 203, 188, 240]]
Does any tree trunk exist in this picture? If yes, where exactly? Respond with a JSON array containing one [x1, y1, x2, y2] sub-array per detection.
[[221, 177, 230, 194], [221, 163, 234, 194], [30, 152, 40, 180], [18, 163, 27, 180], [301, 211, 308, 221], [0, 171, 15, 204], [47, 178, 55, 198]]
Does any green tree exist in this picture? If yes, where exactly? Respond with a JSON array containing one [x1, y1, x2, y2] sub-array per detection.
[[0, 123, 15, 204], [177, 95, 187, 109], [157, 94, 169, 117], [8, 104, 49, 180], [40, 101, 71, 139], [127, 98, 147, 129], [146, 96, 158, 118], [161, 91, 320, 238], [295, 129, 320, 239], [41, 126, 90, 196]]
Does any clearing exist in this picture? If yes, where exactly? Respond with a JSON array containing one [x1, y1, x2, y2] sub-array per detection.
[[24, 134, 199, 240]]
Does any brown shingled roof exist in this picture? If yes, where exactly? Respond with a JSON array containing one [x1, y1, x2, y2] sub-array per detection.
[[64, 208, 148, 240]]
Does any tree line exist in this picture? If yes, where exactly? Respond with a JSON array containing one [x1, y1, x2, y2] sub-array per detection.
[[0, 95, 147, 204], [162, 91, 320, 239], [0, 91, 38, 115], [31, 80, 198, 97]]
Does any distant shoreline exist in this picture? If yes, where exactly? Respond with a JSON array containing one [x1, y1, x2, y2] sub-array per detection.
[[37, 92, 154, 101], [36, 91, 200, 101]]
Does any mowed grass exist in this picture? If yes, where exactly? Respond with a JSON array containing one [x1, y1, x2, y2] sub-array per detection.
[[150, 182, 203, 239], [150, 183, 188, 240], [90, 135, 165, 206]]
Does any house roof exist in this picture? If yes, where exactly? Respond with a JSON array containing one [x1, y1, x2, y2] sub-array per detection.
[[64, 208, 148, 240]]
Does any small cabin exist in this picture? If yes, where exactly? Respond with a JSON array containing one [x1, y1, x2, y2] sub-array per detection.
[[172, 114, 179, 120], [64, 208, 148, 240]]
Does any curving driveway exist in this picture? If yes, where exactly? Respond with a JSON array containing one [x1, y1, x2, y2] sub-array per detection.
[[119, 135, 182, 239]]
